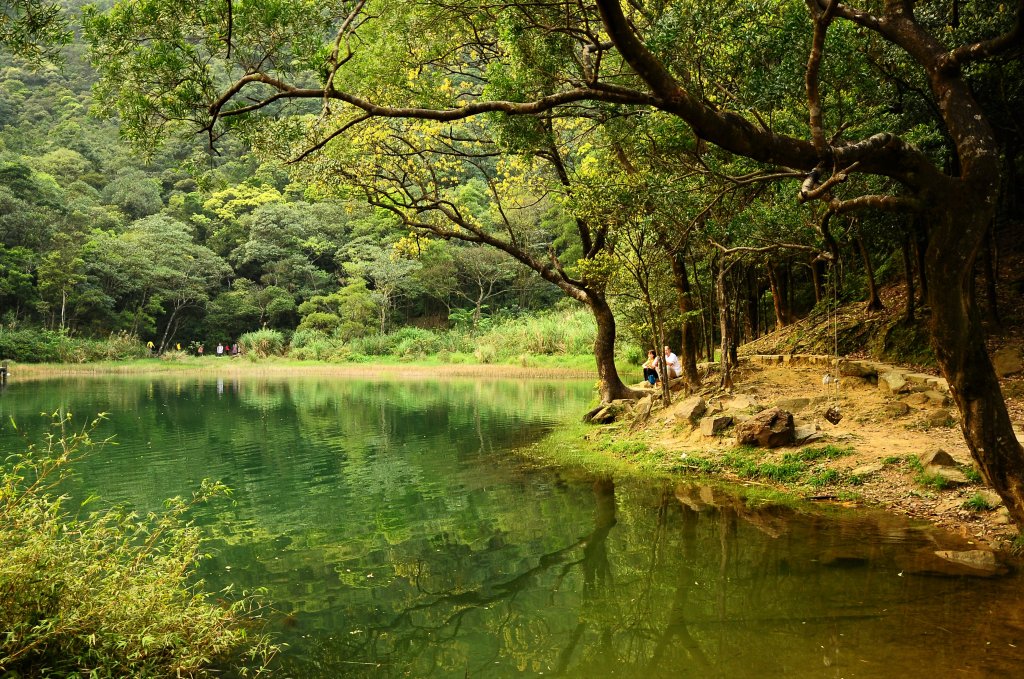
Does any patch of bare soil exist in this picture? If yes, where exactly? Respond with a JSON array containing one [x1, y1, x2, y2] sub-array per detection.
[[646, 360, 1023, 553]]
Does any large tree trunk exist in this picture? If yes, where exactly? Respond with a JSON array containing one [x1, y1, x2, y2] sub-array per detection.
[[926, 204, 1024, 527], [587, 291, 643, 402], [669, 252, 701, 388]]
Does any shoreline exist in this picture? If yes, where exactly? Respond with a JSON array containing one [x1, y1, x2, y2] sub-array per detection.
[[7, 357, 1022, 558], [6, 358, 599, 382]]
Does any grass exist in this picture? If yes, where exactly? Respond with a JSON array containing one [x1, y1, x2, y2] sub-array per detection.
[[963, 493, 994, 512], [808, 469, 842, 488], [915, 471, 950, 490], [694, 446, 854, 488]]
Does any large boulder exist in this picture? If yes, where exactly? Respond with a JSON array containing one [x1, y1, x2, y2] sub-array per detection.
[[699, 414, 734, 437], [878, 371, 910, 394], [918, 449, 957, 467], [676, 396, 707, 425], [837, 360, 875, 378], [735, 407, 795, 448], [992, 346, 1023, 377]]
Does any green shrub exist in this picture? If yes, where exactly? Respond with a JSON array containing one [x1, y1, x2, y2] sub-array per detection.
[[0, 414, 275, 675], [0, 328, 149, 363], [390, 327, 443, 358], [289, 327, 328, 350], [238, 328, 285, 358], [962, 493, 994, 512], [474, 343, 498, 364], [348, 333, 395, 356]]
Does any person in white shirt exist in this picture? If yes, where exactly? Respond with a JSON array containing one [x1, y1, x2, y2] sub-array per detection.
[[663, 345, 682, 380]]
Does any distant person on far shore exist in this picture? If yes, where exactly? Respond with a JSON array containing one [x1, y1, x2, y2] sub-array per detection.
[[216, 343, 224, 357], [198, 344, 204, 356]]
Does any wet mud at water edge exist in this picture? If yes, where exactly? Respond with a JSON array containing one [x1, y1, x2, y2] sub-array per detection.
[[0, 375, 1021, 677]]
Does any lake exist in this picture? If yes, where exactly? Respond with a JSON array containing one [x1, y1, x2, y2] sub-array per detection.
[[1, 373, 1022, 678]]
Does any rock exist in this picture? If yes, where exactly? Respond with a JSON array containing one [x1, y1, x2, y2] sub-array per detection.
[[993, 507, 1012, 525], [735, 407, 795, 449], [933, 550, 1004, 575], [677, 396, 707, 425], [978, 490, 1003, 507], [923, 390, 950, 407], [878, 371, 909, 394], [885, 402, 910, 417], [852, 463, 885, 477], [919, 449, 958, 467], [724, 394, 759, 411], [902, 393, 930, 408], [837, 360, 875, 378], [926, 410, 954, 427], [841, 376, 871, 388], [628, 396, 655, 431], [699, 414, 734, 436], [992, 346, 1023, 377], [904, 372, 935, 385], [896, 548, 1007, 578], [794, 424, 823, 444], [930, 466, 970, 485], [776, 397, 810, 411]]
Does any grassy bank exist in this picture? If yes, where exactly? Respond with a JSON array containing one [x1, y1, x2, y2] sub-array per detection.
[[3, 309, 645, 382]]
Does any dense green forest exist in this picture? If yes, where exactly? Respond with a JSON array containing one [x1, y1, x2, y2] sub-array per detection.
[[2, 2, 1023, 512], [1, 1, 572, 363]]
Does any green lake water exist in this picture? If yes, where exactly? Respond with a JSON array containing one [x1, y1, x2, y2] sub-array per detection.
[[1, 374, 1023, 678]]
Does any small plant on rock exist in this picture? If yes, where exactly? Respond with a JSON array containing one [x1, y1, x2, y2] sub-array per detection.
[[962, 493, 994, 512]]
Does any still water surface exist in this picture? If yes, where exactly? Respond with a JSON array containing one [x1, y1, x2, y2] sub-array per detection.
[[1, 374, 1022, 678]]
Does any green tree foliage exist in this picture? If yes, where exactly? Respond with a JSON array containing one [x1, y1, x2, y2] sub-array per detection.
[[0, 0, 70, 62]]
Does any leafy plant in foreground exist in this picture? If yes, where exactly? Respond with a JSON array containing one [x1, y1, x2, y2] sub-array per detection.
[[0, 413, 276, 676]]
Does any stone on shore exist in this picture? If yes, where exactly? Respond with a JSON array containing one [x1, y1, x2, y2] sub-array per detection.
[[735, 407, 795, 448]]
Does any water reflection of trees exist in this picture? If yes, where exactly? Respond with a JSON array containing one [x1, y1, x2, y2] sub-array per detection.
[[275, 479, 1024, 679]]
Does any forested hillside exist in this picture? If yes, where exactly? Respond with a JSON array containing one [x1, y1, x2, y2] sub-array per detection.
[[1, 1, 567, 358]]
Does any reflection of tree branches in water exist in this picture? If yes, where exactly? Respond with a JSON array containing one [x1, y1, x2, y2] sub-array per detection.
[[284, 478, 619, 677]]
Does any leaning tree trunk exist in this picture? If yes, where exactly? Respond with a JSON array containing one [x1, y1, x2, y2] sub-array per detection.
[[926, 203, 1024, 527], [587, 290, 643, 402]]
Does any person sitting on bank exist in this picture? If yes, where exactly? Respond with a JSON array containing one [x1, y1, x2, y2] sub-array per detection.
[[642, 350, 660, 386], [663, 345, 682, 380]]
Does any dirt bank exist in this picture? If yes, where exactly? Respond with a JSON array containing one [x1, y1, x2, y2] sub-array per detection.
[[607, 358, 1023, 554]]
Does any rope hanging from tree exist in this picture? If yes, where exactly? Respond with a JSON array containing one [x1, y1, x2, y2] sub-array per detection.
[[822, 261, 843, 425]]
